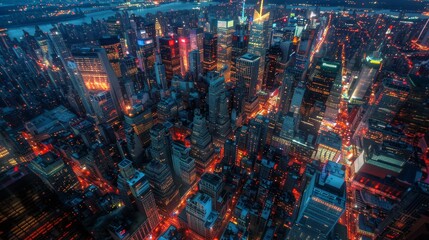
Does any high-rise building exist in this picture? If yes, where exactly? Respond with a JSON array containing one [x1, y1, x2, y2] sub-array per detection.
[[154, 52, 168, 90], [189, 49, 202, 81], [89, 91, 118, 124], [248, 0, 271, 90], [150, 123, 172, 167], [48, 29, 93, 115], [144, 160, 179, 208], [117, 159, 160, 230], [203, 32, 218, 74], [199, 173, 225, 210], [136, 38, 155, 78], [190, 110, 215, 173], [171, 141, 196, 185], [159, 37, 181, 81], [28, 151, 78, 195], [206, 71, 230, 139], [287, 161, 346, 240], [300, 59, 341, 140], [235, 53, 260, 113], [72, 47, 124, 114], [376, 181, 429, 239], [99, 36, 124, 78], [247, 114, 269, 158], [217, 19, 235, 82], [179, 37, 191, 77], [186, 192, 219, 239], [124, 104, 153, 164], [364, 78, 410, 143]]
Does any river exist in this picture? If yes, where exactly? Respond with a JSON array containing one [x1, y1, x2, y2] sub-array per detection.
[[6, 2, 220, 39]]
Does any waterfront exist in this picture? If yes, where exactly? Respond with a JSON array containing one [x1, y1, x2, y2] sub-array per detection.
[[6, 2, 220, 39]]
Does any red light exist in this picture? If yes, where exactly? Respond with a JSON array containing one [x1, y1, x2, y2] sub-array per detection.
[[180, 38, 186, 43], [168, 40, 174, 46], [14, 166, 19, 172]]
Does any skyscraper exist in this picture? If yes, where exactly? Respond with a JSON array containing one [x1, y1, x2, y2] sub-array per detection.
[[300, 59, 341, 139], [171, 141, 196, 185], [150, 123, 172, 167], [72, 47, 124, 115], [217, 19, 235, 82], [235, 53, 260, 113], [159, 37, 181, 81], [144, 160, 179, 208], [99, 36, 124, 78], [203, 32, 218, 74], [190, 110, 215, 173], [248, 0, 271, 90], [207, 71, 226, 131], [117, 159, 160, 230], [124, 104, 153, 164], [186, 192, 219, 239], [28, 151, 79, 195], [189, 49, 202, 81], [287, 161, 346, 240]]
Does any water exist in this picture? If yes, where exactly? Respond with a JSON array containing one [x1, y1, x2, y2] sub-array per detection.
[[6, 2, 219, 39]]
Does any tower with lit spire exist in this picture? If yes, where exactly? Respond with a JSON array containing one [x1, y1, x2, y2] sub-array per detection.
[[248, 0, 271, 92]]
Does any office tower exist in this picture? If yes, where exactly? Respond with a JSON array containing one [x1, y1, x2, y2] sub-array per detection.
[[280, 112, 297, 139], [150, 123, 172, 167], [264, 45, 283, 90], [186, 192, 219, 239], [72, 47, 124, 114], [199, 173, 224, 210], [144, 160, 179, 208], [179, 37, 191, 77], [300, 59, 341, 139], [207, 71, 226, 131], [189, 49, 202, 81], [376, 181, 429, 239], [289, 81, 305, 117], [157, 97, 179, 122], [349, 53, 381, 105], [117, 159, 160, 230], [159, 37, 181, 81], [171, 141, 196, 185], [223, 139, 237, 165], [124, 104, 153, 164], [312, 131, 342, 163], [278, 73, 294, 117], [0, 168, 91, 240], [190, 110, 215, 173], [365, 78, 410, 143], [203, 32, 218, 74], [136, 38, 155, 78], [28, 152, 78, 195], [99, 36, 124, 78], [189, 28, 204, 61], [231, 32, 249, 83], [293, 31, 314, 77], [248, 0, 271, 90], [89, 91, 118, 123], [217, 19, 235, 82], [48, 29, 93, 115], [288, 161, 346, 240], [154, 53, 168, 90], [235, 53, 260, 113], [236, 126, 249, 165], [247, 115, 269, 158]]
